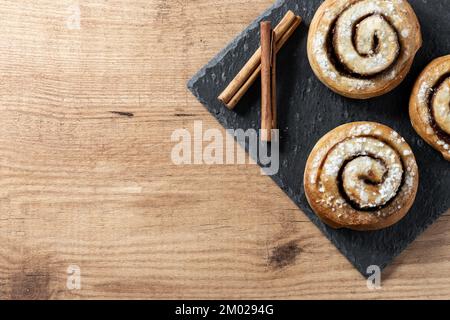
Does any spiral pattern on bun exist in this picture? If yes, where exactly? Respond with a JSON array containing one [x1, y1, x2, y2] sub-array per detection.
[[304, 122, 419, 231], [410, 55, 450, 161], [307, 0, 422, 99]]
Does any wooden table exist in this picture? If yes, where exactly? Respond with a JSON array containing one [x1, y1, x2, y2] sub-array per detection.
[[0, 0, 449, 300]]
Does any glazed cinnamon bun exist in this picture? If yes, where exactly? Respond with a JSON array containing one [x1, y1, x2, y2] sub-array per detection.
[[304, 122, 419, 231], [307, 0, 422, 99], [410, 55, 450, 162]]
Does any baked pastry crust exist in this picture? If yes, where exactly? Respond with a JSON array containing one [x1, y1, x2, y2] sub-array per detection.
[[304, 122, 419, 231], [307, 0, 422, 99], [410, 55, 450, 162]]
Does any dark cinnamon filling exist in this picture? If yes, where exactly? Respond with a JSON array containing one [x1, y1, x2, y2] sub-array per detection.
[[335, 150, 406, 213], [325, 9, 401, 79], [428, 73, 450, 145], [351, 14, 383, 58]]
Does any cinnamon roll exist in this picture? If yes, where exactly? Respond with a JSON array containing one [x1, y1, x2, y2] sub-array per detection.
[[410, 55, 450, 162], [307, 0, 422, 99], [304, 122, 419, 231]]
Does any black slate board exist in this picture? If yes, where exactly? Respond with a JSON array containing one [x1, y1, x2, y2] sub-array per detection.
[[187, 0, 450, 276]]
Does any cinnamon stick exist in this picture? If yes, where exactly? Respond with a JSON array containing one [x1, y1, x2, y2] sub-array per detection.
[[260, 21, 273, 142], [218, 11, 302, 109], [271, 30, 277, 130], [226, 15, 301, 110]]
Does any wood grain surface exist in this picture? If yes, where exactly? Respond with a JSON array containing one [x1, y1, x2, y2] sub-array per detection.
[[0, 0, 449, 300]]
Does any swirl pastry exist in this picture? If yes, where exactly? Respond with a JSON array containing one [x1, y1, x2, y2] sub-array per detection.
[[410, 55, 450, 161], [307, 0, 422, 99], [304, 122, 419, 231]]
